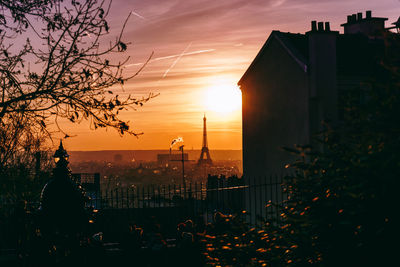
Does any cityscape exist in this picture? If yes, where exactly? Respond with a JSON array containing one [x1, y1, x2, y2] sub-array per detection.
[[0, 0, 399, 266], [69, 115, 242, 189]]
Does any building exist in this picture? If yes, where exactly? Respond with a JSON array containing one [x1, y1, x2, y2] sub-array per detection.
[[157, 153, 189, 167], [238, 10, 395, 179]]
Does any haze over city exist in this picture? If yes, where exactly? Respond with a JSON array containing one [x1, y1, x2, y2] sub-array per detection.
[[56, 0, 399, 151]]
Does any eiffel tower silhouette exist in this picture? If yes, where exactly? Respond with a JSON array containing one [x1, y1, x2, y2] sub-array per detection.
[[198, 114, 212, 165]]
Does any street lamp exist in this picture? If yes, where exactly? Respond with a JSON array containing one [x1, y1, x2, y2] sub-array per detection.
[[179, 145, 185, 187]]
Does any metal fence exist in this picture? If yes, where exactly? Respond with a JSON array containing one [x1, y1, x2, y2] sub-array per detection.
[[0, 175, 287, 251], [87, 180, 246, 233], [87, 175, 286, 226]]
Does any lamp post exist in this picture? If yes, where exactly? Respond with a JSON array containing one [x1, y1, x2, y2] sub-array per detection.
[[179, 145, 185, 190]]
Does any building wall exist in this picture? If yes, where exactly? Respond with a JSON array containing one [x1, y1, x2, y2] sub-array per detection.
[[241, 36, 309, 179]]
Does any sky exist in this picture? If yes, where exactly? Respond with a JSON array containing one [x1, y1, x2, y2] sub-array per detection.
[[60, 0, 400, 151]]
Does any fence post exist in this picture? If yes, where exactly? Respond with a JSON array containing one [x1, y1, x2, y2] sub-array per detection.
[[116, 188, 119, 209], [127, 187, 130, 209], [275, 175, 279, 220], [147, 185, 150, 208], [133, 187, 137, 209], [179, 183, 182, 201], [168, 184, 171, 208], [260, 176, 265, 222], [162, 185, 165, 208], [216, 177, 219, 214], [205, 182, 209, 222], [189, 182, 193, 217], [157, 185, 161, 208], [111, 190, 114, 209], [122, 187, 125, 209], [141, 186, 144, 209], [247, 177, 253, 224], [194, 182, 198, 215], [264, 176, 268, 221]]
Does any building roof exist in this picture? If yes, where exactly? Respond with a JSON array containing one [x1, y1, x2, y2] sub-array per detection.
[[238, 30, 386, 86], [238, 31, 307, 86], [340, 17, 388, 27]]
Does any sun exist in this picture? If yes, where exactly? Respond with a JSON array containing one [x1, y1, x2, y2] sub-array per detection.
[[205, 83, 242, 113]]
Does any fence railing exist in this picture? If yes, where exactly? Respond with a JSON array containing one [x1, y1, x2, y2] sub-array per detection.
[[86, 175, 286, 226], [0, 176, 287, 251]]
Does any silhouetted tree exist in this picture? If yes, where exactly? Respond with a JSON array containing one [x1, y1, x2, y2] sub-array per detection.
[[0, 0, 153, 197], [0, 112, 53, 202], [0, 0, 152, 134]]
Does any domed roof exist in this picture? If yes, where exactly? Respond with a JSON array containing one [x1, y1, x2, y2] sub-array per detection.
[[40, 142, 87, 234]]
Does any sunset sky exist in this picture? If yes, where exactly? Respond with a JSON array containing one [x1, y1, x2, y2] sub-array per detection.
[[61, 0, 399, 151]]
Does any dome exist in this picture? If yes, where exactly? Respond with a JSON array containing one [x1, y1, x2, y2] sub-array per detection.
[[40, 142, 88, 236]]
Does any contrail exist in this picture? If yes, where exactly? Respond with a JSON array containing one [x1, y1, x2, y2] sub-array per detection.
[[154, 49, 215, 62], [271, 0, 286, 7], [131, 10, 145, 20], [125, 49, 216, 67], [162, 42, 192, 79]]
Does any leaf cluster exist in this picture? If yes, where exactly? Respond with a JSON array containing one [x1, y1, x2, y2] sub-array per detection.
[[0, 0, 154, 139]]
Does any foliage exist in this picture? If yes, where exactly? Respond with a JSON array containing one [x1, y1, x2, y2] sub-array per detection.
[[199, 212, 266, 266], [0, 148, 52, 203], [0, 0, 153, 137], [0, 0, 154, 198], [0, 113, 53, 203]]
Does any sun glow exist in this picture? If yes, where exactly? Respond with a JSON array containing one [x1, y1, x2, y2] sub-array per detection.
[[204, 83, 242, 113]]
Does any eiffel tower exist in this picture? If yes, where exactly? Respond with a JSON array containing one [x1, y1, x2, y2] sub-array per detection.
[[198, 114, 212, 165]]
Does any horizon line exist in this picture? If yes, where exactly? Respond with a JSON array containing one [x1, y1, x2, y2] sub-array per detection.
[[68, 149, 242, 152]]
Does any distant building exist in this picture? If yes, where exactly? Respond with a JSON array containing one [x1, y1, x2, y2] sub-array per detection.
[[238, 10, 395, 179], [72, 173, 101, 207], [113, 153, 123, 162], [72, 173, 100, 192], [157, 153, 189, 166]]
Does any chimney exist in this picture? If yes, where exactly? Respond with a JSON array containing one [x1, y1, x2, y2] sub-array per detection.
[[341, 10, 388, 35], [311, 21, 317, 31], [325, 22, 331, 32], [309, 21, 334, 33], [306, 21, 338, 134], [317, 22, 324, 31]]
